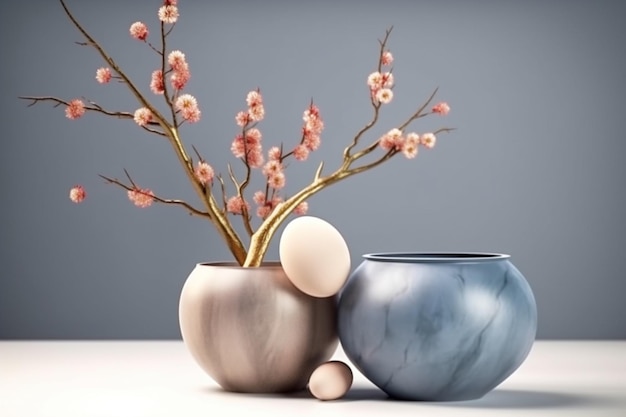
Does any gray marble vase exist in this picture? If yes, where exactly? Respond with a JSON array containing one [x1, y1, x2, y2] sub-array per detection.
[[179, 262, 338, 393], [338, 253, 537, 401]]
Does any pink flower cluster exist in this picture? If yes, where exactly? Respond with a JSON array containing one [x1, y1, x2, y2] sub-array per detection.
[[167, 50, 191, 90], [149, 52, 191, 94], [367, 50, 395, 104], [231, 90, 267, 168], [294, 104, 324, 161], [69, 185, 86, 203], [127, 188, 155, 208], [227, 95, 323, 217], [252, 191, 282, 219], [379, 129, 439, 158], [175, 94, 201, 123]]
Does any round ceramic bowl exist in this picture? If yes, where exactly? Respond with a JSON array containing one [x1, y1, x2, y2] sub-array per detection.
[[337, 253, 537, 401]]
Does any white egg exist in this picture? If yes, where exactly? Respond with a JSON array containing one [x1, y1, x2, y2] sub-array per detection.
[[279, 216, 351, 298], [308, 361, 353, 401]]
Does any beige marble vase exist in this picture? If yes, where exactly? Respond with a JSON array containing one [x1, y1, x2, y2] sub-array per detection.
[[179, 262, 338, 393]]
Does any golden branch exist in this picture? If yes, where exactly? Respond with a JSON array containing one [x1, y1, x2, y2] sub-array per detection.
[[57, 0, 248, 264]]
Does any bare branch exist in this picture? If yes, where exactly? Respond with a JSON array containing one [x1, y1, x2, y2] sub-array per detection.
[[99, 174, 211, 218], [398, 87, 439, 131], [19, 96, 166, 136]]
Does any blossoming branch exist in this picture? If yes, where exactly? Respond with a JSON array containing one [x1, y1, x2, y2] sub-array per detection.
[[21, 0, 453, 267]]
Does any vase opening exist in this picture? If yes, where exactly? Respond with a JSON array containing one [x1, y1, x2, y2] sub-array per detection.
[[197, 261, 282, 269], [363, 252, 510, 263]]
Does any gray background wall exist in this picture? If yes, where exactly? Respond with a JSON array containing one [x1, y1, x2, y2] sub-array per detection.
[[1, 0, 625, 339]]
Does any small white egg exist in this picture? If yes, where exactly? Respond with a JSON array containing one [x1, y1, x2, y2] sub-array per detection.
[[279, 216, 351, 298], [308, 361, 353, 401]]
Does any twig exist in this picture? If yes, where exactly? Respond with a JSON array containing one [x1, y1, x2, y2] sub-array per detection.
[[99, 174, 211, 218], [227, 164, 255, 237], [18, 96, 166, 136]]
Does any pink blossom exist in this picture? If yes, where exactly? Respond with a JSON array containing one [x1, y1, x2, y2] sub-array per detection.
[[176, 94, 201, 122], [246, 128, 262, 142], [420, 133, 437, 149], [182, 107, 201, 123], [246, 90, 263, 107], [236, 111, 251, 127], [133, 107, 152, 126], [246, 149, 264, 168], [376, 88, 394, 104], [381, 51, 394, 66], [246, 90, 265, 121], [249, 104, 265, 122], [167, 50, 187, 72], [293, 144, 309, 161], [194, 161, 214, 185], [253, 191, 266, 205], [127, 188, 154, 208], [175, 94, 197, 111], [263, 160, 284, 177], [432, 102, 450, 115], [226, 196, 250, 215], [268, 172, 286, 189], [231, 131, 262, 159], [367, 72, 383, 90], [158, 5, 179, 24], [65, 99, 85, 120], [294, 201, 308, 215], [95, 67, 112, 84], [129, 22, 149, 40], [379, 128, 404, 151], [303, 133, 321, 151], [256, 205, 272, 219], [150, 70, 165, 95], [69, 185, 86, 203], [403, 133, 420, 159], [303, 104, 320, 123], [303, 104, 324, 135], [170, 69, 190, 90], [382, 72, 394, 88], [268, 146, 281, 161]]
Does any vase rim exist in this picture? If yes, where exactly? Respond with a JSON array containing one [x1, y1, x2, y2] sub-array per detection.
[[196, 261, 282, 269], [363, 252, 510, 263]]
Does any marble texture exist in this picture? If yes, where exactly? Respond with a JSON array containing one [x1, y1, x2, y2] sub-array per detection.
[[338, 253, 537, 401], [179, 262, 338, 393]]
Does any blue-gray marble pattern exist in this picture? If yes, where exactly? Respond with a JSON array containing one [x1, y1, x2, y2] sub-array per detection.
[[338, 257, 537, 401]]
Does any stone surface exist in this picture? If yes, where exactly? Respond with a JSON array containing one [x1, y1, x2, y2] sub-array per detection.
[[338, 255, 537, 401]]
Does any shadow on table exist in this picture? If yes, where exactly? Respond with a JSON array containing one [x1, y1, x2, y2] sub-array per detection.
[[343, 387, 610, 409], [203, 386, 614, 409], [440, 389, 602, 409]]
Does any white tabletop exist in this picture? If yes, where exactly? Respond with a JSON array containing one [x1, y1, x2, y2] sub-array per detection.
[[1, 341, 625, 417]]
